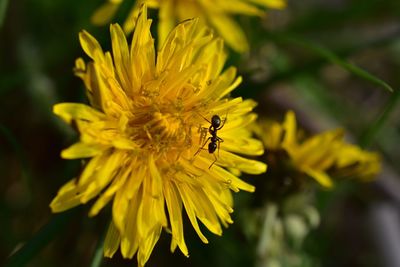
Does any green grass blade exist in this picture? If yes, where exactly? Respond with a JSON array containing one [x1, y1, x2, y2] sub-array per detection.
[[5, 209, 77, 267], [90, 227, 106, 267], [269, 33, 394, 93], [287, 0, 383, 32], [359, 89, 400, 148], [0, 0, 8, 28]]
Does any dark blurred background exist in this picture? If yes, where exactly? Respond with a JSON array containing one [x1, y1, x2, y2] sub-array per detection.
[[1, 0, 400, 266]]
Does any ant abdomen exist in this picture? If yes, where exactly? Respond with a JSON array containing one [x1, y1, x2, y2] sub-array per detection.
[[208, 142, 217, 153], [194, 114, 227, 169]]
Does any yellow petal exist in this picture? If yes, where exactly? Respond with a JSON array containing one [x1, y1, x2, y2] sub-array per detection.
[[61, 142, 105, 159], [137, 226, 162, 267], [148, 154, 163, 199], [144, 0, 159, 8], [89, 166, 130, 217], [158, 0, 175, 49], [186, 185, 222, 236], [189, 66, 239, 105], [217, 150, 267, 174], [282, 110, 297, 147], [120, 192, 141, 258], [49, 179, 83, 212], [221, 135, 264, 155], [136, 172, 166, 239], [246, 0, 287, 9], [112, 137, 140, 150], [113, 187, 129, 233], [53, 103, 105, 124], [202, 184, 234, 226], [79, 30, 104, 61], [302, 167, 334, 188], [209, 163, 256, 193], [78, 152, 107, 186], [177, 183, 209, 244], [215, 72, 242, 100], [121, 164, 145, 200], [104, 221, 121, 258], [130, 4, 156, 93], [122, 6, 139, 34], [164, 181, 189, 256], [193, 156, 239, 192], [80, 151, 126, 204], [213, 0, 264, 16], [74, 58, 86, 79], [110, 23, 131, 92], [91, 2, 120, 25], [103, 75, 131, 111], [293, 129, 342, 167], [207, 13, 249, 52]]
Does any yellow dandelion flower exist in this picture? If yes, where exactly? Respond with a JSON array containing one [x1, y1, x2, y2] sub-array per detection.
[[252, 111, 381, 189], [91, 0, 286, 52], [50, 5, 266, 266]]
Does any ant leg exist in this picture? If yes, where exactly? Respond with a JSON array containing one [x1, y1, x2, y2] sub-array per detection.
[[216, 137, 224, 157], [209, 138, 224, 169], [217, 113, 228, 130], [194, 136, 211, 157], [198, 127, 208, 145], [196, 112, 211, 124], [209, 153, 218, 169]]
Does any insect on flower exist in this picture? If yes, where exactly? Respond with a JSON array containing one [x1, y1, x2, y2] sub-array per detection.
[[195, 114, 226, 168], [50, 5, 267, 267]]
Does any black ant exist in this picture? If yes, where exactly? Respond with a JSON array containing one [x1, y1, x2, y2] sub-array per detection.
[[195, 114, 226, 168]]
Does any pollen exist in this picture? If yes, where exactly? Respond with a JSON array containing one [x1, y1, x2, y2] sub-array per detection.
[[136, 109, 193, 153]]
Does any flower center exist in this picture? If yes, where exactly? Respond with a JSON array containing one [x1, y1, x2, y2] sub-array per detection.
[[129, 108, 194, 154]]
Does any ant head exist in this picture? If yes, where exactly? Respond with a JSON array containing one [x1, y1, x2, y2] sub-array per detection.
[[211, 115, 221, 127]]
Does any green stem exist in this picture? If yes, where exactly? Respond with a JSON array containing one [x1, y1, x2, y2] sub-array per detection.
[[90, 225, 107, 267], [267, 33, 394, 93], [0, 0, 8, 27], [359, 89, 400, 148], [286, 0, 387, 33]]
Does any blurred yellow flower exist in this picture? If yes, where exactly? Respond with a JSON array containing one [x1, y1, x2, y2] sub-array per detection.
[[253, 111, 381, 188], [92, 0, 286, 52], [50, 5, 266, 267]]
